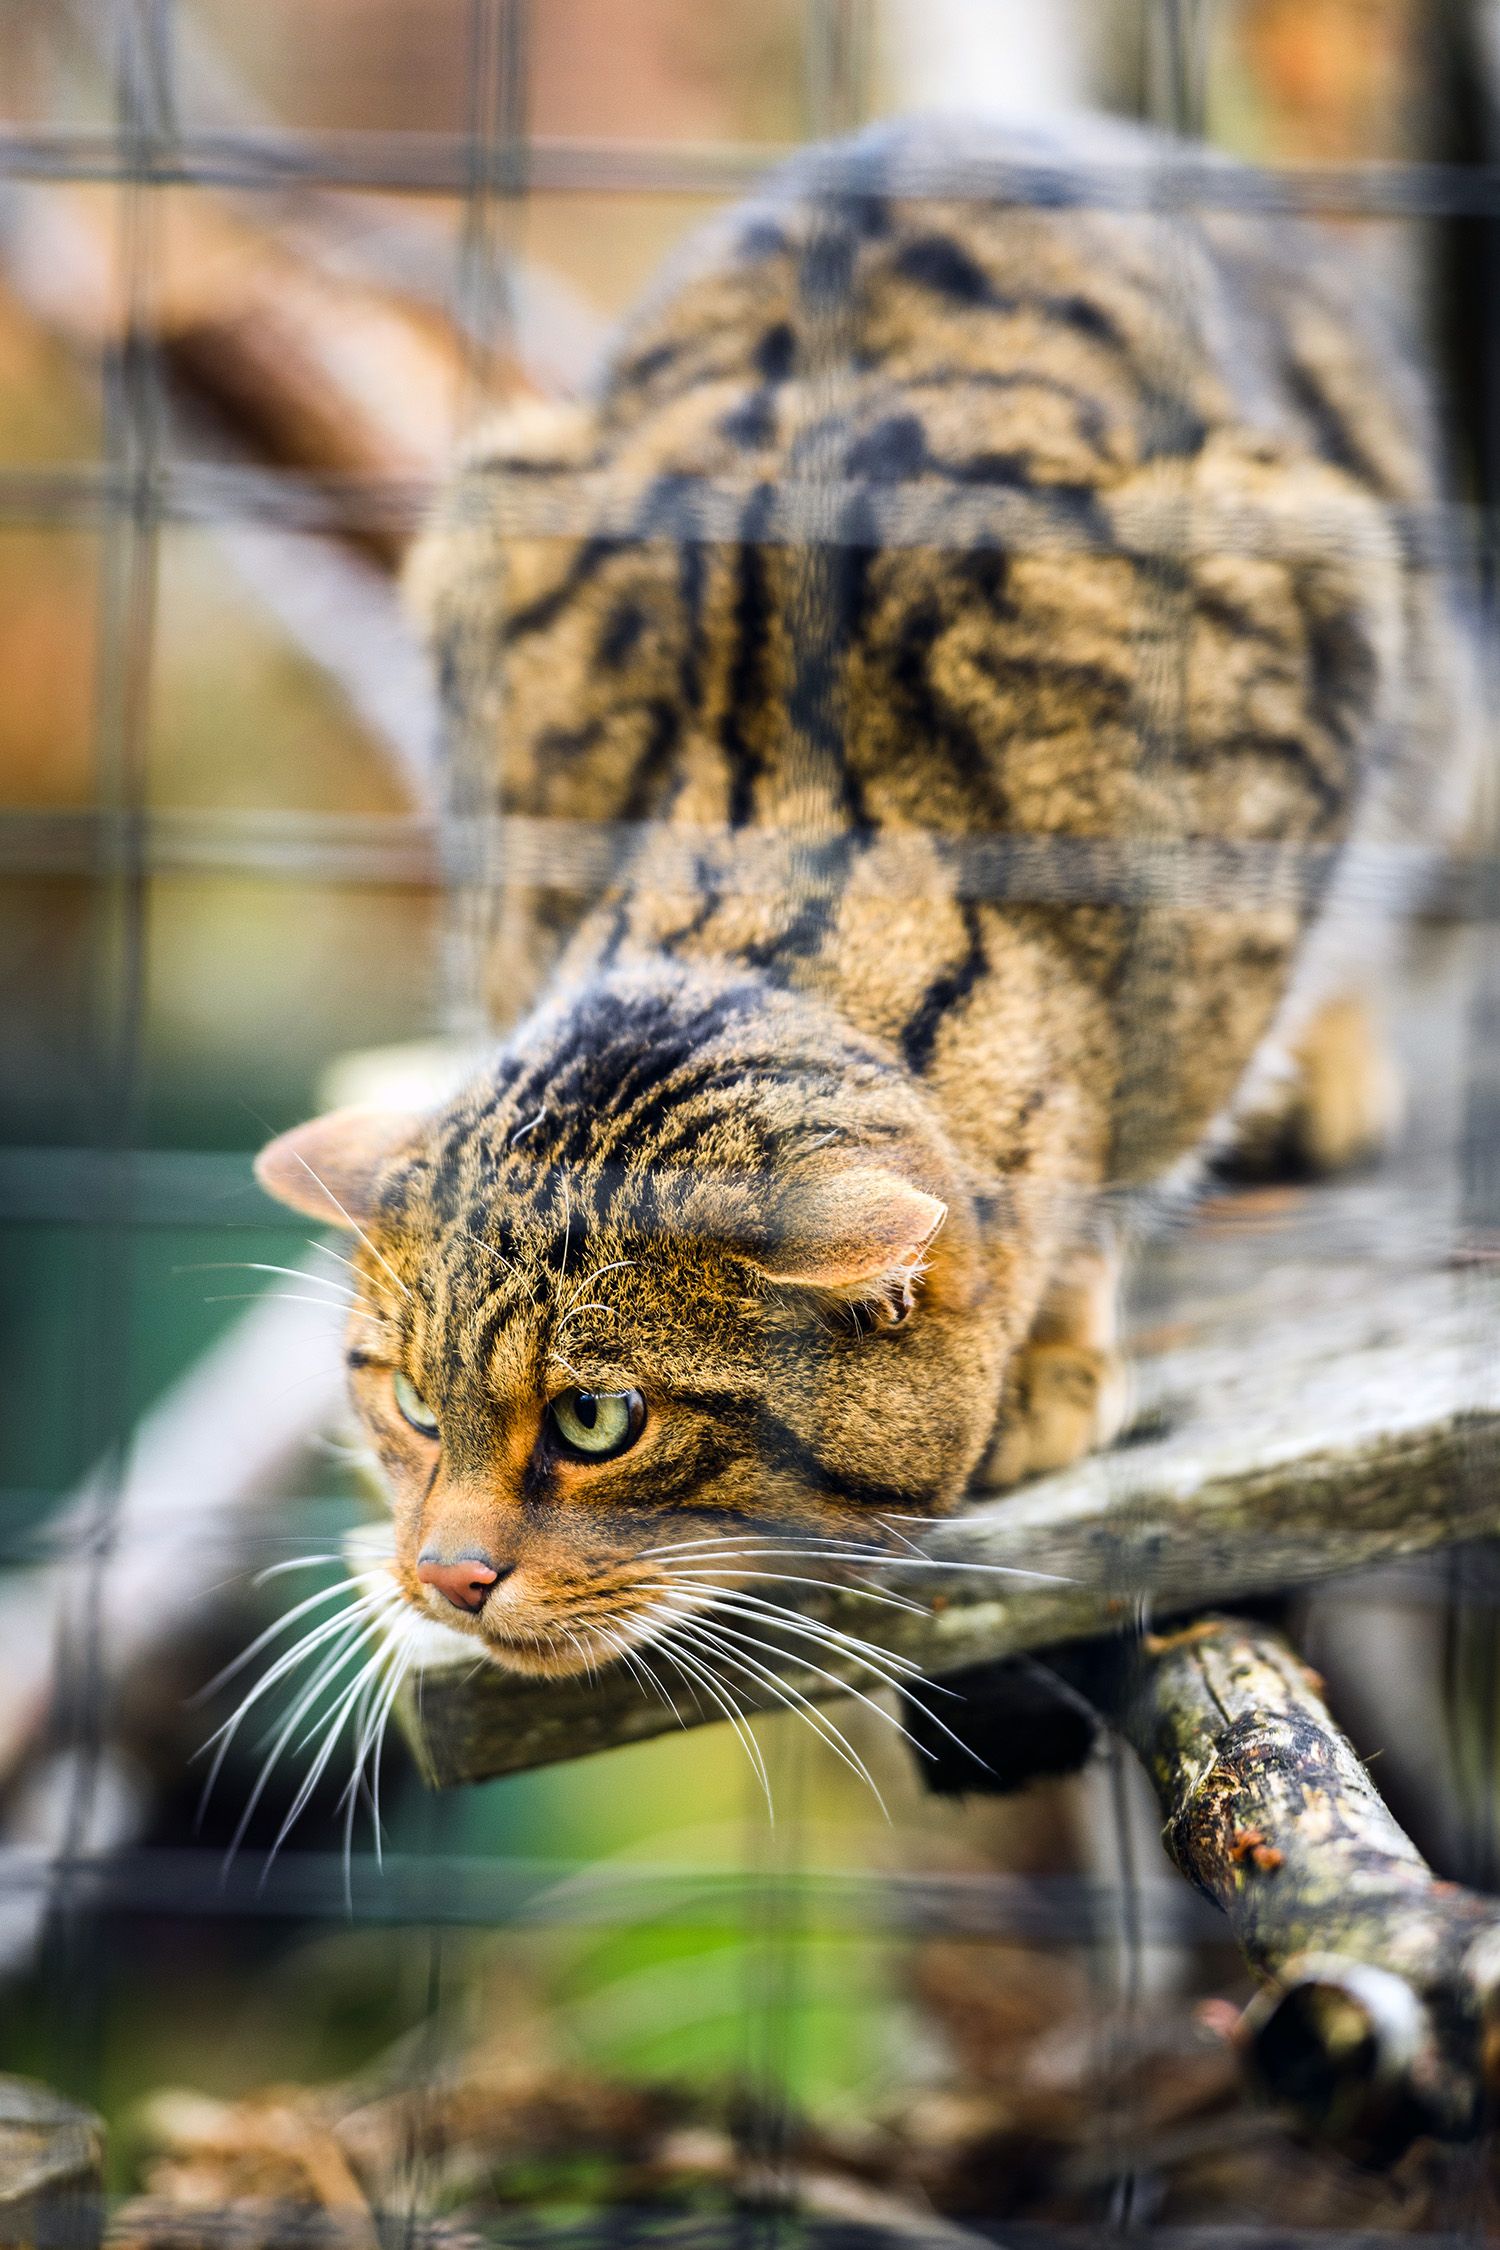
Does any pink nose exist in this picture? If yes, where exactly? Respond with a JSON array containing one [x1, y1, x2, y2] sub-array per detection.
[[416, 1553, 502, 1613]]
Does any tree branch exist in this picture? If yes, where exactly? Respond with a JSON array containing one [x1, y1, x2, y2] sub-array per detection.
[[1093, 1614, 1500, 2159]]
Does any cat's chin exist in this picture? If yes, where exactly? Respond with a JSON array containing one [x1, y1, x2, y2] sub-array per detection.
[[472, 1622, 657, 1681]]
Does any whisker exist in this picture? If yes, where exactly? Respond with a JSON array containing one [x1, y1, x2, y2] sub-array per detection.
[[211, 1612, 381, 1857], [661, 1564, 928, 1619], [552, 1300, 616, 1330], [202, 1293, 391, 1336], [197, 1600, 377, 1761], [251, 1554, 342, 1588], [642, 1535, 1075, 1586], [306, 1239, 370, 1283], [621, 1639, 689, 1729], [366, 1635, 418, 1871], [191, 1578, 363, 1704], [649, 1582, 931, 1688], [178, 1261, 353, 1295], [658, 1611, 884, 1816], [197, 1567, 400, 1802], [283, 1149, 412, 1301], [339, 1622, 416, 1892], [667, 1606, 941, 1780], [558, 1178, 573, 1277], [558, 1258, 635, 1319], [668, 1590, 987, 1766], [644, 1626, 774, 1819], [592, 1621, 679, 1723], [261, 1634, 403, 1887], [455, 1225, 516, 1275]]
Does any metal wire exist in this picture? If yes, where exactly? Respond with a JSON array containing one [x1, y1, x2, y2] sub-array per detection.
[[1, 0, 1496, 2236]]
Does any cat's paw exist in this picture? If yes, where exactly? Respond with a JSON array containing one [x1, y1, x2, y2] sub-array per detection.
[[1232, 993, 1403, 1178], [979, 1339, 1130, 1489]]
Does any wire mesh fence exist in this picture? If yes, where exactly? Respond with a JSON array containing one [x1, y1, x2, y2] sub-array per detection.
[[2, 0, 1499, 2241]]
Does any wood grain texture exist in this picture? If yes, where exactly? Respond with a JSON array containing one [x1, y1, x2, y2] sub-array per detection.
[[396, 1213, 1500, 1786], [0, 2077, 103, 2250]]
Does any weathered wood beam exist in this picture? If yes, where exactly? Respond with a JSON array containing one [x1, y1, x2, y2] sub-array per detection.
[[1092, 1614, 1500, 2159], [397, 1259, 1500, 1787], [0, 2077, 103, 2250]]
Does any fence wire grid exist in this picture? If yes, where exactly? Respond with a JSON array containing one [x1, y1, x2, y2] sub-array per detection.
[[3, 1, 1500, 2244]]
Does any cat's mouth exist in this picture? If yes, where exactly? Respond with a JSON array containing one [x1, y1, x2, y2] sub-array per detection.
[[465, 1602, 697, 1680], [397, 1561, 714, 1681]]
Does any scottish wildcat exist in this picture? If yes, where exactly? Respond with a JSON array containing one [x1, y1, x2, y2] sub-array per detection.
[[256, 118, 1455, 1680]]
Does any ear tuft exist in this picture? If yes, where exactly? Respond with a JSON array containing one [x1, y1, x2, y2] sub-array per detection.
[[254, 1106, 422, 1229], [758, 1169, 948, 1329]]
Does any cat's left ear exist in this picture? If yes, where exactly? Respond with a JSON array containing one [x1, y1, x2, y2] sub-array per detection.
[[757, 1169, 948, 1329], [254, 1106, 422, 1228]]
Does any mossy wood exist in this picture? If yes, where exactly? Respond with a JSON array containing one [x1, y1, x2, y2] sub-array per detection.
[[1097, 1616, 1500, 2157], [396, 1255, 1500, 1787]]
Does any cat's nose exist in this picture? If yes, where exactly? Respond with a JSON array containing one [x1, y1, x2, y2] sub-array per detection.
[[416, 1548, 508, 1613]]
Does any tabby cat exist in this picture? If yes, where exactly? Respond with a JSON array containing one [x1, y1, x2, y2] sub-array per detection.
[[256, 118, 1455, 1680]]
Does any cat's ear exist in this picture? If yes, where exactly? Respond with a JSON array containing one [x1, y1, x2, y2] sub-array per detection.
[[254, 1107, 422, 1228], [757, 1169, 948, 1328]]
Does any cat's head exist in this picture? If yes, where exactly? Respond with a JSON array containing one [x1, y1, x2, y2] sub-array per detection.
[[255, 976, 1000, 1677]]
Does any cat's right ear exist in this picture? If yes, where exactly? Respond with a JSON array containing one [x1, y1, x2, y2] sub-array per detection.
[[254, 1107, 422, 1228]]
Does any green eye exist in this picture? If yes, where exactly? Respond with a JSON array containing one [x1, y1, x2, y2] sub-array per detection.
[[393, 1369, 440, 1436], [549, 1387, 645, 1461]]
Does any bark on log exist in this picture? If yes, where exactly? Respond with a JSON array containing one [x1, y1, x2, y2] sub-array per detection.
[[396, 1258, 1500, 1786], [0, 2078, 103, 2250], [1092, 1614, 1500, 2159]]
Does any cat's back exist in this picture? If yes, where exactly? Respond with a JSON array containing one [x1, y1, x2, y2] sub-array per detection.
[[416, 114, 1450, 1016], [603, 113, 1432, 511]]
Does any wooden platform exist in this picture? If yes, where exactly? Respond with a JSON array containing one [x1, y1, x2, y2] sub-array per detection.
[[396, 932, 1500, 1790]]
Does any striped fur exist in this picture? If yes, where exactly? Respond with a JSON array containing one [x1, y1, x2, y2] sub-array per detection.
[[261, 118, 1458, 1676]]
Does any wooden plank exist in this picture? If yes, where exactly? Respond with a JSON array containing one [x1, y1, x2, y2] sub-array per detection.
[[397, 1200, 1500, 1787], [0, 2078, 103, 2250]]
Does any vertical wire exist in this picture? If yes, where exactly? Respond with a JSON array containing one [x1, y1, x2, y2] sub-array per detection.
[[1098, 1, 1218, 2224], [38, 0, 167, 2104], [805, 0, 870, 140], [728, 2, 875, 2228], [444, 0, 529, 1047]]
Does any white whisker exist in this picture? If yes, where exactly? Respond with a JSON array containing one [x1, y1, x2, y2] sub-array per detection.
[[666, 1606, 936, 1782], [649, 1582, 928, 1686], [261, 1633, 403, 1885], [251, 1554, 342, 1587], [646, 1626, 774, 1820], [661, 1564, 928, 1618], [198, 1600, 376, 1761], [661, 1611, 886, 1815], [642, 1534, 1074, 1585], [339, 1622, 416, 1891], [558, 1258, 635, 1319], [203, 1293, 388, 1326], [215, 1613, 384, 1866], [284, 1148, 412, 1301], [191, 1578, 361, 1704], [366, 1635, 417, 1869], [455, 1225, 516, 1275], [180, 1261, 353, 1296]]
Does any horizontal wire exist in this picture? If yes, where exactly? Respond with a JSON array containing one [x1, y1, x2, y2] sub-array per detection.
[[7, 124, 1500, 219], [0, 804, 1494, 923]]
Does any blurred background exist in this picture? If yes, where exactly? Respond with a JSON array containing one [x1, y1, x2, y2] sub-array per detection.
[[2, 1, 1499, 2241]]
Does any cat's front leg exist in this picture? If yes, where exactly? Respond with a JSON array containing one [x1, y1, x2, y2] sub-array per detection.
[[977, 1241, 1128, 1489], [1231, 990, 1403, 1178]]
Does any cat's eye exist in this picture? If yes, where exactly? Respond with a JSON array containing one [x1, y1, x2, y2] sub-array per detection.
[[549, 1387, 645, 1461], [393, 1369, 440, 1436]]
